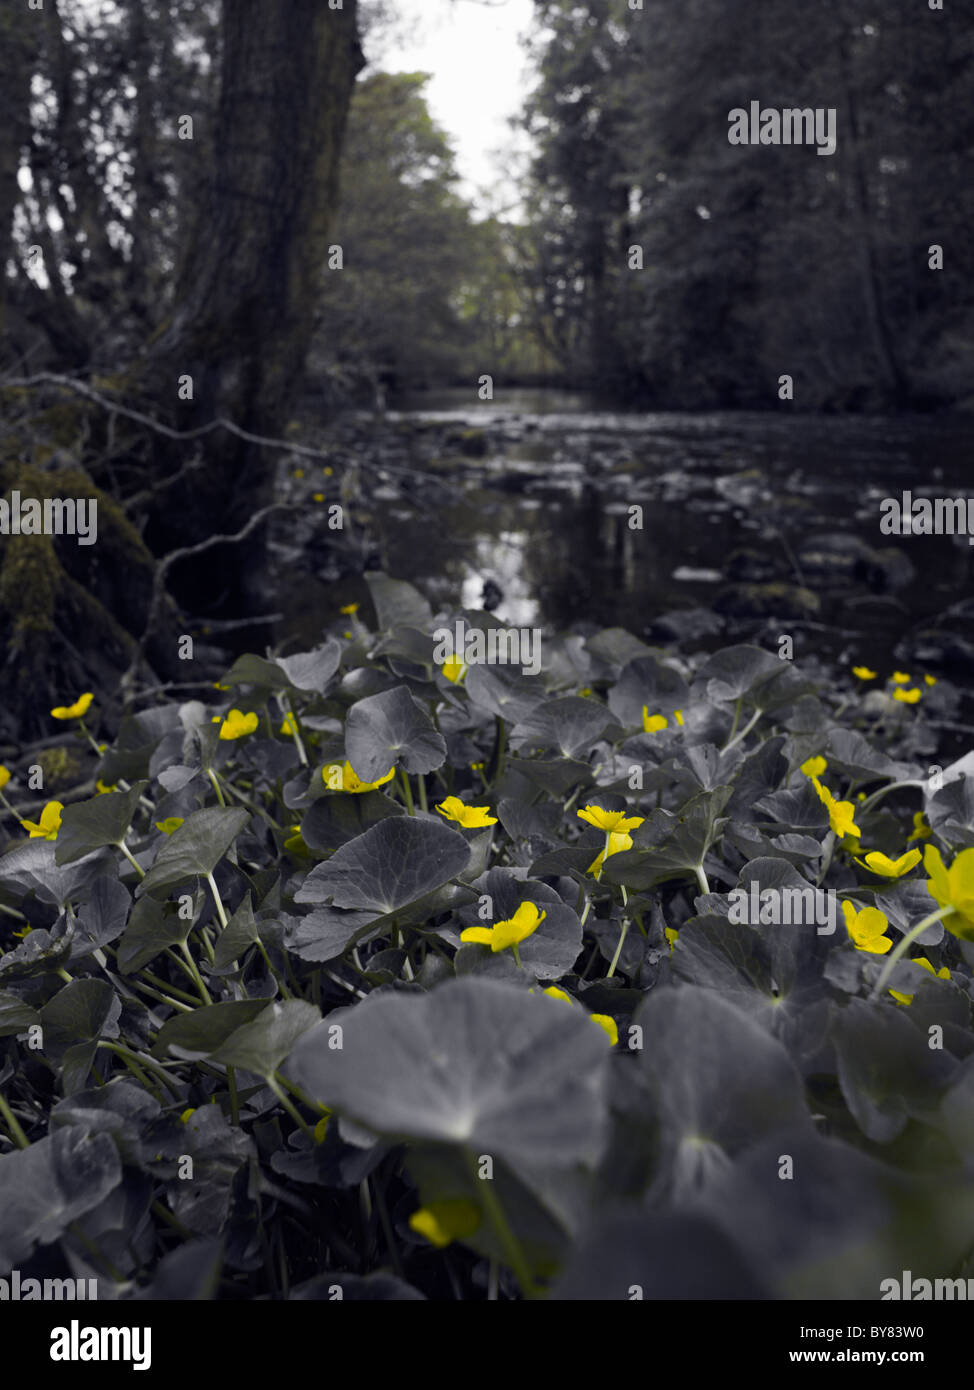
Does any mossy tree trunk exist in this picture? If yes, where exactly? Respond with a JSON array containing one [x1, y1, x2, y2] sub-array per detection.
[[137, 0, 364, 612]]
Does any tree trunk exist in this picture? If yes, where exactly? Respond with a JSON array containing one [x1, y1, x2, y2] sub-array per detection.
[[139, 0, 364, 610]]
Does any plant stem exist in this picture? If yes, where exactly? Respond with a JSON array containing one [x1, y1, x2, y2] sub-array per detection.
[[399, 769, 415, 815], [870, 905, 953, 1000], [206, 871, 229, 929], [0, 1091, 30, 1148], [463, 1149, 539, 1299], [206, 767, 227, 807], [607, 917, 630, 979], [268, 1074, 316, 1141], [178, 941, 212, 1005], [694, 864, 710, 896], [116, 840, 145, 879]]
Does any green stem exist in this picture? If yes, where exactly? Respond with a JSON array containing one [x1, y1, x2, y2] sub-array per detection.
[[268, 1074, 316, 1141], [607, 917, 630, 979], [857, 779, 926, 815], [464, 1149, 539, 1299], [206, 871, 229, 929], [870, 905, 953, 1000], [0, 901, 28, 922], [178, 941, 212, 1005], [417, 774, 428, 814], [257, 938, 293, 999], [116, 839, 145, 879], [280, 695, 309, 768], [694, 863, 710, 896], [399, 769, 415, 815], [722, 706, 762, 754], [815, 830, 836, 887], [0, 1091, 30, 1148], [206, 767, 227, 808]]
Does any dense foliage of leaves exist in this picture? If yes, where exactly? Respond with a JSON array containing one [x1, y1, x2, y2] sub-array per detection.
[[1, 573, 972, 1299]]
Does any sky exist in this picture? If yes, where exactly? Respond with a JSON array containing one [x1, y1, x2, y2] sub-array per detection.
[[365, 0, 539, 214]]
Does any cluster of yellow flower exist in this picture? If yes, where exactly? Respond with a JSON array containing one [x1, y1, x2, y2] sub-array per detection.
[[851, 666, 936, 704]]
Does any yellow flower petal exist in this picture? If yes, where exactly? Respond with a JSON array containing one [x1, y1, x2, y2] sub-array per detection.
[[591, 1013, 618, 1045], [435, 796, 497, 827], [852, 666, 877, 681], [0, 766, 10, 790], [801, 756, 827, 777], [861, 849, 922, 879], [219, 709, 259, 740], [642, 707, 668, 733], [409, 1200, 481, 1249], [50, 692, 94, 720]]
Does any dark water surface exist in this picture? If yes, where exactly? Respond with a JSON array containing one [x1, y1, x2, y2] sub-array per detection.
[[272, 390, 974, 701]]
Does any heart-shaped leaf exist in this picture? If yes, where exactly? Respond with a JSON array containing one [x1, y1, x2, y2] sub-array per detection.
[[344, 685, 446, 780], [285, 977, 610, 1167]]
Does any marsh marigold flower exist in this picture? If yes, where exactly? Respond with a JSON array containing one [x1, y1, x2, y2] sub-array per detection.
[[218, 709, 259, 740], [0, 766, 10, 790], [322, 761, 395, 793], [860, 849, 921, 879], [801, 756, 827, 778], [642, 708, 668, 733], [893, 687, 921, 704], [907, 813, 932, 844], [852, 666, 877, 681], [924, 844, 974, 941], [841, 901, 893, 954], [435, 796, 497, 827], [461, 901, 545, 953], [22, 801, 63, 840], [812, 778, 861, 841], [409, 1200, 481, 1249], [51, 692, 93, 720]]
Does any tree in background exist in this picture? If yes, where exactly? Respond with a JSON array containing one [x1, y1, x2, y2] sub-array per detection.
[[521, 0, 974, 410], [0, 0, 364, 731]]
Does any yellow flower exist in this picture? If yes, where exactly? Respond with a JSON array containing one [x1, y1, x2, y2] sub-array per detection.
[[673, 709, 685, 726], [577, 806, 644, 835], [907, 813, 931, 844], [923, 674, 937, 687], [0, 766, 10, 790], [155, 817, 184, 835], [22, 801, 64, 840], [435, 796, 497, 828], [642, 708, 668, 733], [460, 902, 546, 953], [312, 492, 325, 502], [339, 603, 359, 615], [324, 466, 334, 477], [180, 1108, 196, 1124], [891, 672, 911, 685], [294, 468, 305, 479], [442, 658, 466, 684], [322, 761, 395, 794], [591, 1013, 618, 1045], [801, 755, 827, 778], [219, 709, 259, 740], [313, 1113, 331, 1144], [893, 687, 921, 704], [409, 1200, 481, 1249], [95, 779, 116, 795], [889, 956, 950, 1006], [50, 692, 93, 720], [852, 666, 877, 680], [578, 686, 592, 697], [860, 849, 922, 879], [841, 901, 893, 955], [587, 828, 635, 876], [924, 844, 974, 941], [12, 925, 32, 939], [280, 712, 298, 737], [664, 926, 679, 954], [544, 986, 572, 1003], [812, 778, 861, 840]]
